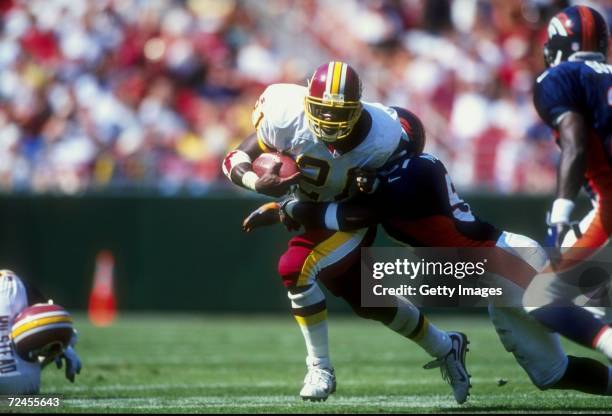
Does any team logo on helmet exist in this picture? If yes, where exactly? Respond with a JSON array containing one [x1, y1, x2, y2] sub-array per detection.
[[304, 61, 363, 143], [548, 13, 574, 37]]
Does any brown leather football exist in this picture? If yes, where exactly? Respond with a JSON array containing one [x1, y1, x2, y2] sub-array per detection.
[[252, 152, 299, 178]]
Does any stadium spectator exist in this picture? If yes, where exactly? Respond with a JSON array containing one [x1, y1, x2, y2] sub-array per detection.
[[0, 0, 604, 195]]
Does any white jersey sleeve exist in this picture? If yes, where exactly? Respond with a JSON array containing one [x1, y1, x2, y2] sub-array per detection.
[[0, 273, 41, 394], [359, 102, 402, 169], [0, 272, 28, 321], [252, 83, 308, 153]]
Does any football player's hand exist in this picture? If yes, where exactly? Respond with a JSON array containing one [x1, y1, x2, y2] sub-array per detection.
[[54, 329, 81, 383], [255, 162, 301, 197], [55, 346, 82, 383], [242, 202, 281, 232], [354, 168, 379, 194]]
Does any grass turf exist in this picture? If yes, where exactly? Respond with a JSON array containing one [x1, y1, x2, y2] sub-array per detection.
[[13, 313, 612, 413]]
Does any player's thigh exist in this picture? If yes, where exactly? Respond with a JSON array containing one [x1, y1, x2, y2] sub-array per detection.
[[488, 305, 567, 389], [495, 231, 548, 272], [278, 227, 375, 288]]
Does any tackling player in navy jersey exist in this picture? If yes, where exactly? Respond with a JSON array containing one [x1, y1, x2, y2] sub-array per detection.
[[244, 112, 612, 396], [526, 5, 612, 359]]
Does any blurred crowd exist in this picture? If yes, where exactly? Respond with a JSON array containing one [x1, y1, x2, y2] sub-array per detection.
[[0, 0, 608, 195]]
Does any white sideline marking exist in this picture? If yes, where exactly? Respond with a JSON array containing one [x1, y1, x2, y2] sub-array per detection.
[[55, 378, 491, 393], [62, 393, 607, 410], [64, 395, 457, 409]]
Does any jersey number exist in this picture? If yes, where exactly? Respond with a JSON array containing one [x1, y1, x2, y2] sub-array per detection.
[[296, 156, 358, 201], [445, 174, 475, 222], [297, 155, 330, 201]]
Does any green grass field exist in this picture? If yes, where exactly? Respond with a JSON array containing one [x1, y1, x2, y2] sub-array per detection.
[[20, 313, 612, 413]]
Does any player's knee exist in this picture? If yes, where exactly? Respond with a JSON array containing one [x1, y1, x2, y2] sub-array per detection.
[[529, 369, 565, 391], [278, 249, 309, 288], [519, 352, 569, 391], [498, 231, 548, 272]]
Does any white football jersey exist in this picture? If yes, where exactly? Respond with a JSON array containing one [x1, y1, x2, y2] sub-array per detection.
[[253, 83, 402, 202], [0, 273, 41, 394]]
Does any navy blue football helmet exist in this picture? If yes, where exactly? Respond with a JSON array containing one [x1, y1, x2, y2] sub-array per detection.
[[543, 5, 609, 67]]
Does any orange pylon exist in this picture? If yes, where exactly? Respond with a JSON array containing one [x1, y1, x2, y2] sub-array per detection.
[[88, 250, 117, 326]]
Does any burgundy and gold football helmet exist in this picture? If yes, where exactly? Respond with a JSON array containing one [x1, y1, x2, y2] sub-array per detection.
[[304, 61, 363, 142]]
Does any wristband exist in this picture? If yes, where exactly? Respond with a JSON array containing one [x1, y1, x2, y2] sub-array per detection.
[[222, 150, 252, 178], [549, 198, 575, 223], [242, 171, 259, 191], [324, 203, 340, 231]]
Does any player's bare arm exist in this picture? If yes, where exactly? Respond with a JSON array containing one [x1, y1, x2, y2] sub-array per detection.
[[555, 112, 588, 201], [548, 112, 588, 245]]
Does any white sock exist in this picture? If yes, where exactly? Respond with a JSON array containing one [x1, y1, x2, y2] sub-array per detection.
[[414, 318, 452, 358], [288, 283, 331, 367], [386, 296, 421, 337], [386, 296, 451, 358], [595, 326, 612, 361]]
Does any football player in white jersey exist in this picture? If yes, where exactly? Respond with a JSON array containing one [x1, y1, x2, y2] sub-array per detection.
[[0, 270, 81, 394], [223, 62, 470, 403]]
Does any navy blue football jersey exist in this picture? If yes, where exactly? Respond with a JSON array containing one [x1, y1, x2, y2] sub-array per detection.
[[374, 154, 501, 246], [534, 60, 612, 152]]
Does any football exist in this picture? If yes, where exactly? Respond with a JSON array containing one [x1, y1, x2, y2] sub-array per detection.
[[252, 152, 299, 178], [11, 303, 74, 362]]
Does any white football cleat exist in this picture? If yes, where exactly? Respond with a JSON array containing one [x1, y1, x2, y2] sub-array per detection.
[[424, 331, 471, 404], [300, 357, 336, 401]]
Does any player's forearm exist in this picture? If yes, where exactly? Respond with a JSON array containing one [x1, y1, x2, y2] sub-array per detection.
[[555, 113, 587, 199], [222, 133, 263, 191], [551, 112, 587, 223], [285, 201, 378, 231], [557, 144, 586, 200]]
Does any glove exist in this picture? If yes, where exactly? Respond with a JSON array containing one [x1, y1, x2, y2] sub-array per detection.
[[242, 202, 281, 232], [56, 346, 82, 383], [354, 168, 380, 194], [55, 330, 82, 383]]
